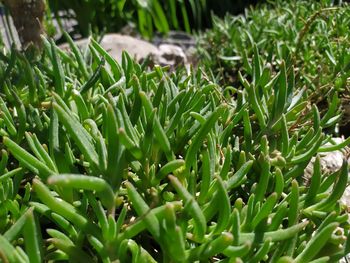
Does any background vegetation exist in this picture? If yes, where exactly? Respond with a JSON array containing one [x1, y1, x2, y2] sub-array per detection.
[[198, 0, 349, 87], [198, 0, 350, 134], [47, 0, 261, 39]]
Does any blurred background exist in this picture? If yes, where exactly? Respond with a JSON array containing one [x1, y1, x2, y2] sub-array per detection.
[[0, 0, 262, 48]]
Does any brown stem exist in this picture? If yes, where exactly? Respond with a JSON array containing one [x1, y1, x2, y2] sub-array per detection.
[[2, 0, 45, 49], [295, 7, 339, 56]]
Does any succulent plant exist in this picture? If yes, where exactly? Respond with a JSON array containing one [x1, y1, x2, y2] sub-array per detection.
[[0, 29, 349, 263], [198, 0, 350, 98]]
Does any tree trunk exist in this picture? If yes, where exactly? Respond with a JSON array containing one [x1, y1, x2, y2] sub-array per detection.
[[3, 0, 45, 49]]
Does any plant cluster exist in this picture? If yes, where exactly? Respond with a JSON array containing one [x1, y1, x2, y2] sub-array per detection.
[[0, 19, 349, 261], [198, 0, 350, 95]]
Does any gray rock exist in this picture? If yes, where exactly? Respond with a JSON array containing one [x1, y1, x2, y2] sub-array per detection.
[[101, 34, 160, 63], [304, 138, 350, 207], [155, 44, 187, 67], [52, 10, 79, 41], [60, 34, 159, 63], [152, 31, 196, 50], [59, 33, 191, 68]]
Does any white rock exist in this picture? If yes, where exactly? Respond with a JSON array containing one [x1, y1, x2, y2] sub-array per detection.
[[59, 33, 189, 68], [100, 34, 159, 62], [305, 138, 350, 208], [155, 44, 187, 66], [60, 34, 159, 63]]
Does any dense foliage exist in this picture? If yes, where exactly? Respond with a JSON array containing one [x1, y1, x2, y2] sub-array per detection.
[[0, 33, 349, 263], [0, 0, 349, 262], [47, 0, 261, 39], [198, 0, 350, 92]]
